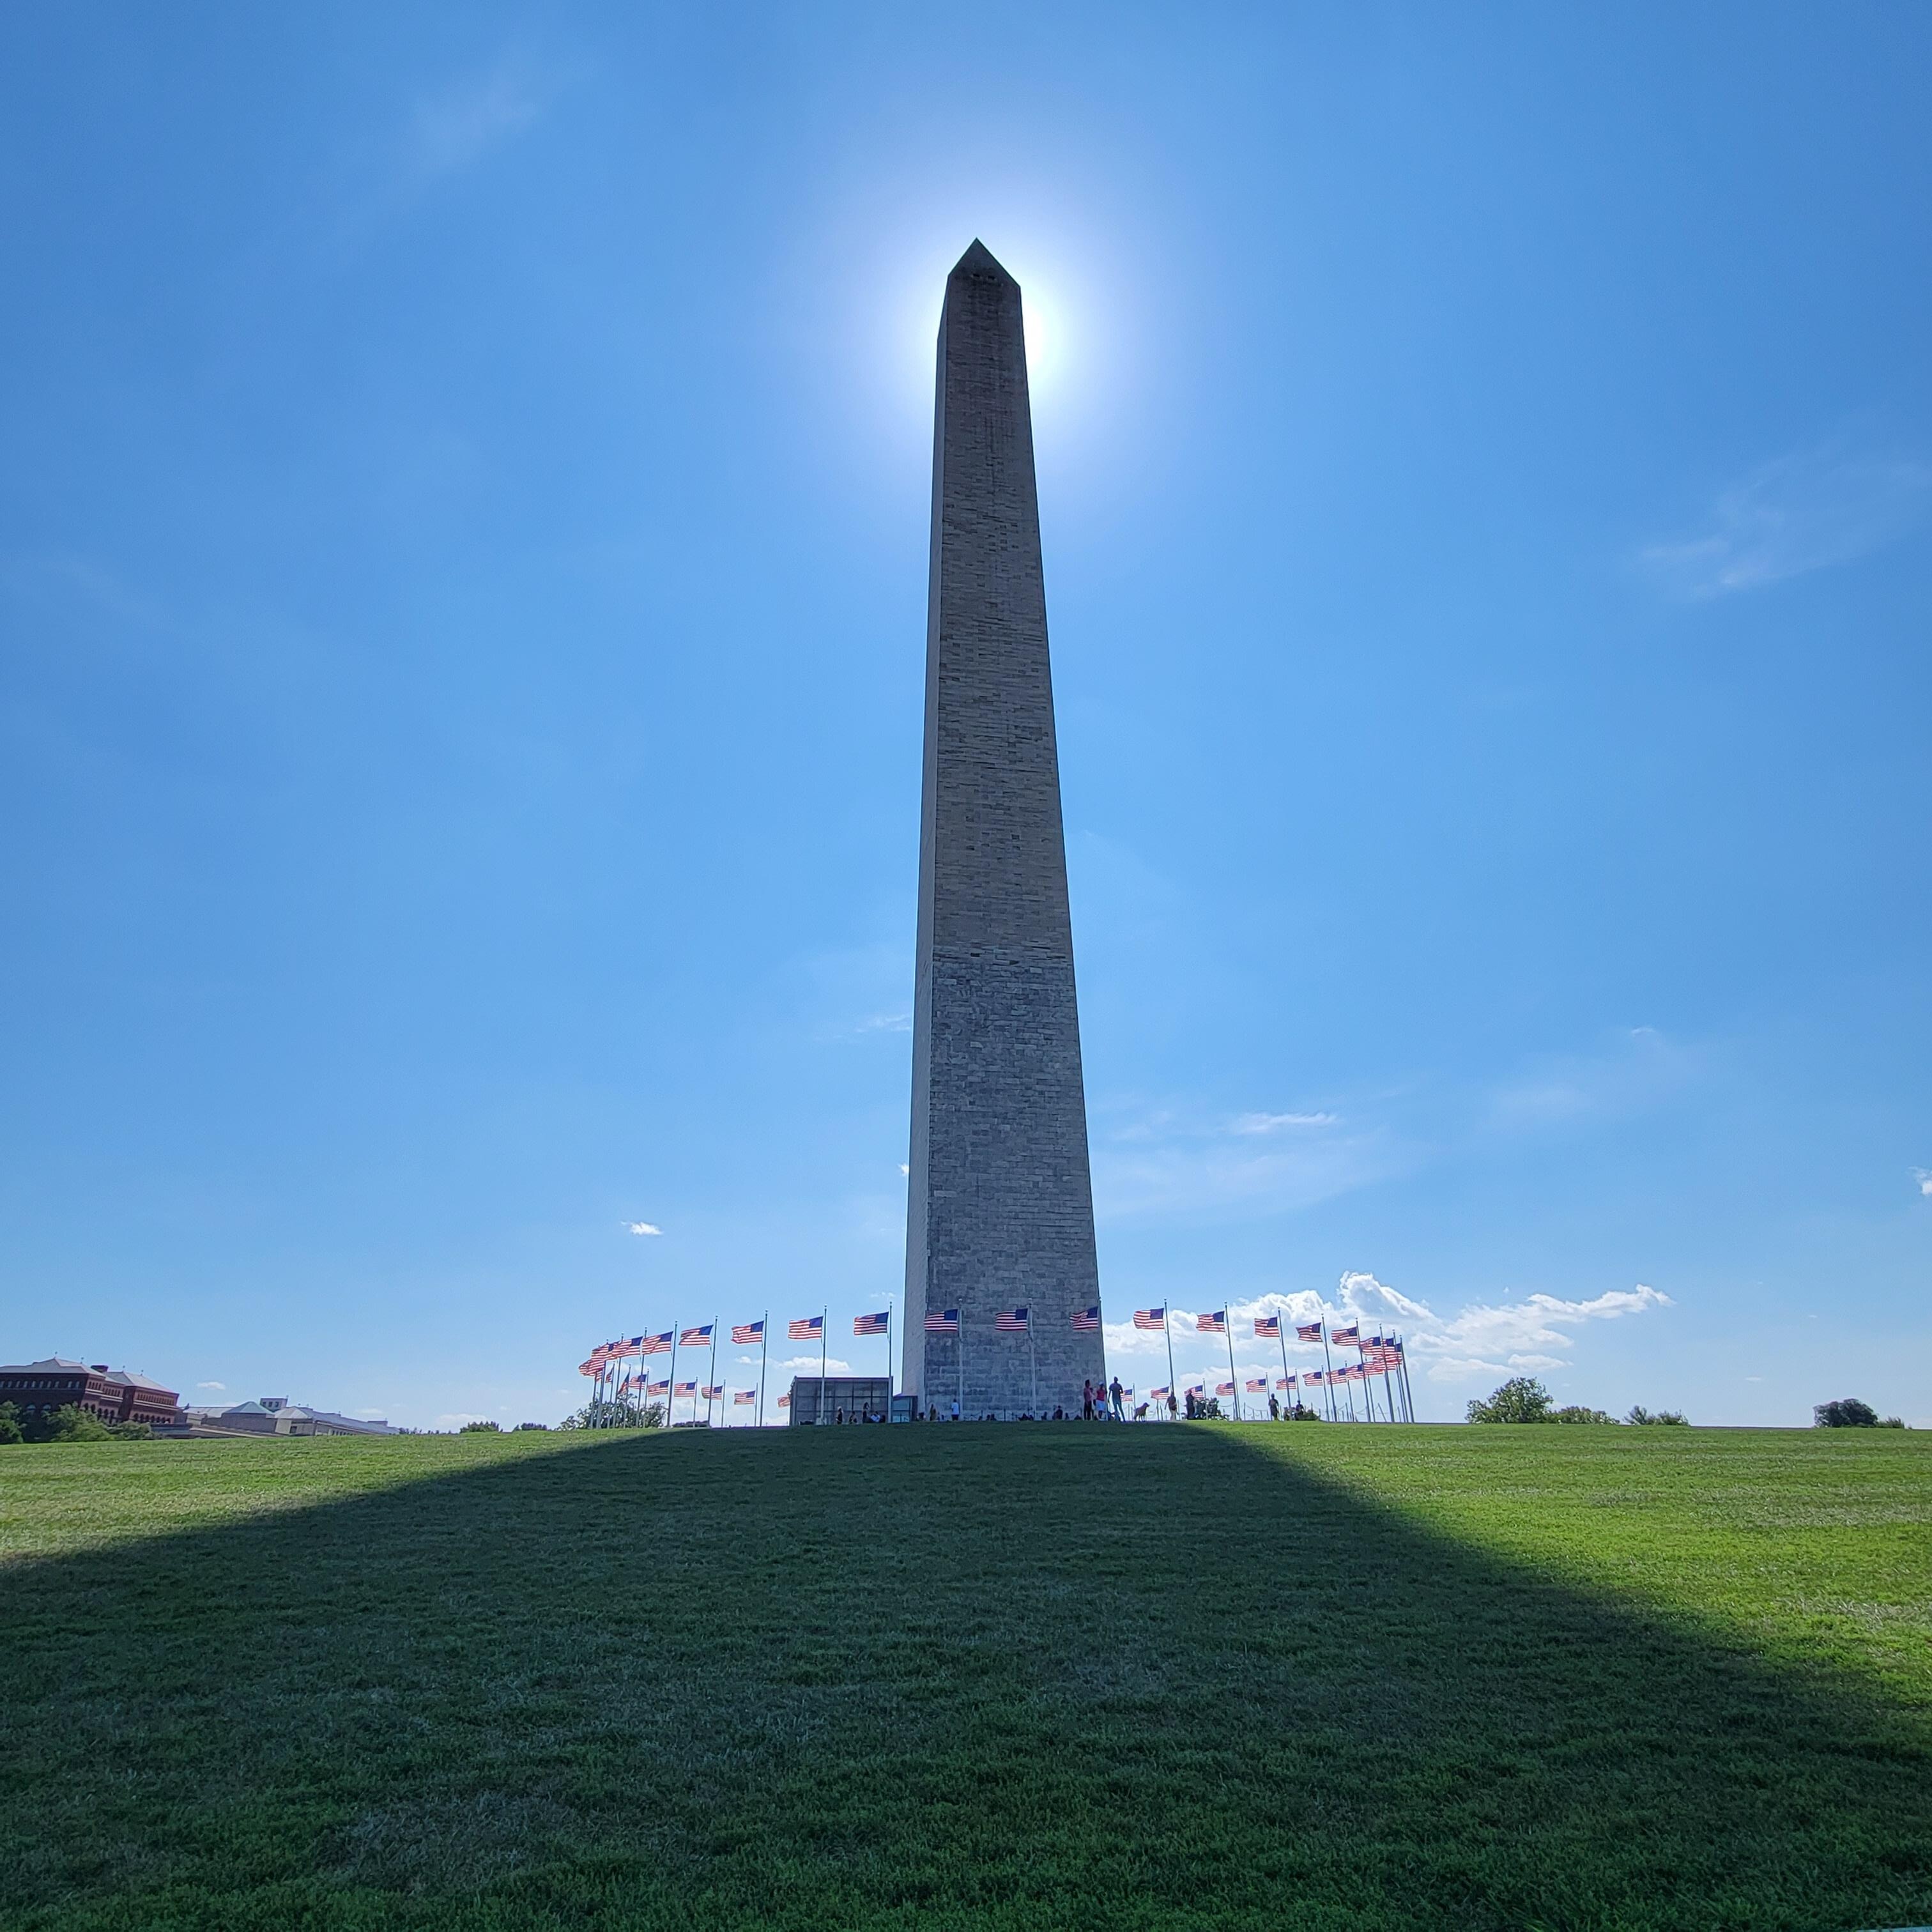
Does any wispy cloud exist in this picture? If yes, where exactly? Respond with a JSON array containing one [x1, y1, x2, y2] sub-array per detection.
[[1643, 444, 1932, 597], [1487, 1026, 1694, 1133], [622, 1220, 663, 1236], [1091, 1100, 1391, 1223], [196, 1381, 225, 1391], [1913, 1168, 1932, 1199], [410, 54, 561, 177], [853, 1012, 912, 1035], [778, 1353, 851, 1375]]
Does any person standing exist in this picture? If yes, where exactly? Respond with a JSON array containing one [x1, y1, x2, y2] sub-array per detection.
[[1082, 1379, 1095, 1422], [1108, 1376, 1125, 1420], [1268, 1392, 1281, 1421]]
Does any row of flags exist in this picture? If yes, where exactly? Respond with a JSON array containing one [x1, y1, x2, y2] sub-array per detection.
[[576, 1303, 1413, 1424], [578, 1308, 894, 1377], [1131, 1308, 1393, 1351]]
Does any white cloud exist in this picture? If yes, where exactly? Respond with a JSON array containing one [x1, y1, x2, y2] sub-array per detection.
[[411, 55, 559, 176], [438, 1413, 493, 1430], [1231, 1110, 1337, 1134], [1643, 444, 1932, 597], [1913, 1168, 1932, 1199], [854, 1012, 912, 1035], [623, 1221, 663, 1236], [778, 1354, 852, 1375], [1099, 1271, 1672, 1393], [899, 1163, 910, 1176], [196, 1380, 226, 1391]]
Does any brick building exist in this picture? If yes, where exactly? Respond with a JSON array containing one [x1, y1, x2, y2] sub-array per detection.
[[0, 1358, 183, 1429]]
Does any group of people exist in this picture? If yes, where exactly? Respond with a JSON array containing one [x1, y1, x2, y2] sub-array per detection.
[[825, 1379, 1324, 1427]]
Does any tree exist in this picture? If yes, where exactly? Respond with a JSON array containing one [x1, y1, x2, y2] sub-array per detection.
[[459, 1420, 501, 1432], [1550, 1406, 1615, 1423], [0, 1402, 22, 1445], [1467, 1377, 1553, 1423], [564, 1399, 664, 1431], [1814, 1398, 1880, 1428], [1625, 1406, 1689, 1426], [42, 1405, 112, 1443]]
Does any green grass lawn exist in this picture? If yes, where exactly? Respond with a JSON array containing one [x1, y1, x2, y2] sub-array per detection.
[[2, 1423, 1928, 1931]]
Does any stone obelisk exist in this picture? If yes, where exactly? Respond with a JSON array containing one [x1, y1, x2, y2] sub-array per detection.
[[902, 240, 1103, 1417]]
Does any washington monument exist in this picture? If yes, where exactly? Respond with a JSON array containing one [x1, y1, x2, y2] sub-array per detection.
[[901, 241, 1105, 1416]]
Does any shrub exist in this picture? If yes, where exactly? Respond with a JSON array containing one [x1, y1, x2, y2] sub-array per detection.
[[106, 1420, 151, 1441], [459, 1420, 501, 1433], [0, 1402, 22, 1445], [1625, 1406, 1689, 1426], [1551, 1406, 1615, 1424], [1814, 1399, 1881, 1429], [1467, 1377, 1554, 1424]]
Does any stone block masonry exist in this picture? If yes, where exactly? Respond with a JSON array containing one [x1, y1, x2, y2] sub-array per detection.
[[901, 241, 1104, 1416]]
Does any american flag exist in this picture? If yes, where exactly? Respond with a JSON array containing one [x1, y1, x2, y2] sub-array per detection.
[[673, 1381, 698, 1397], [641, 1331, 673, 1355], [734, 1389, 756, 1406], [1305, 1368, 1325, 1384], [1133, 1307, 1166, 1331], [1254, 1314, 1281, 1338], [854, 1311, 890, 1336], [611, 1335, 644, 1358], [995, 1307, 1029, 1333], [578, 1358, 600, 1377], [1186, 1380, 1206, 1395], [1296, 1321, 1323, 1342], [1149, 1385, 1170, 1399], [1331, 1323, 1360, 1346], [788, 1315, 822, 1340], [701, 1384, 723, 1400], [645, 1379, 668, 1396], [1342, 1363, 1364, 1381], [732, 1320, 763, 1344], [1196, 1310, 1227, 1335], [680, 1324, 713, 1347], [1276, 1375, 1297, 1390], [778, 1393, 791, 1408], [1245, 1377, 1268, 1393], [924, 1308, 960, 1333], [1216, 1381, 1236, 1397], [1071, 1305, 1101, 1332]]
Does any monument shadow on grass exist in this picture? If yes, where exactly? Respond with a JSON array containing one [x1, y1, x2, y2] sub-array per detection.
[[1, 1425, 1927, 1931]]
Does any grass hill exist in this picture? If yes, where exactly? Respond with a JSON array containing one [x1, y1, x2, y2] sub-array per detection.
[[3, 1423, 1928, 1929]]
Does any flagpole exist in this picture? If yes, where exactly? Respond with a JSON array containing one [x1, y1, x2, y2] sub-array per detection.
[[1398, 1334, 1416, 1422], [887, 1298, 894, 1408], [1224, 1322, 1239, 1422], [758, 1313, 769, 1429], [1278, 1327, 1290, 1415], [818, 1305, 827, 1425], [1027, 1314, 1037, 1418], [1164, 1313, 1177, 1422], [668, 1331, 679, 1430], [708, 1318, 718, 1429], [1321, 1324, 1337, 1422]]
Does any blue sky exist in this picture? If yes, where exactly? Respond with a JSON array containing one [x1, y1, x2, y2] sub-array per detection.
[[3, 3, 1928, 1429]]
